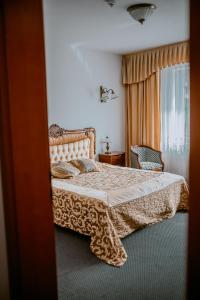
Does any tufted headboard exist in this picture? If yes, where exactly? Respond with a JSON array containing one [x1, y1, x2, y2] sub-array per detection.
[[49, 124, 96, 164]]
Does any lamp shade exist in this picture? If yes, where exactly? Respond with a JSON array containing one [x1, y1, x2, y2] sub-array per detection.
[[127, 3, 157, 24], [103, 136, 112, 154], [103, 136, 111, 144]]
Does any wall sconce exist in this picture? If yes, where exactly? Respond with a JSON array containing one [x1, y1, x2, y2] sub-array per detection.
[[100, 86, 118, 103]]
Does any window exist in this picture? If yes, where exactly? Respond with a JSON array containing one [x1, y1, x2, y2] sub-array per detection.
[[160, 63, 190, 180]]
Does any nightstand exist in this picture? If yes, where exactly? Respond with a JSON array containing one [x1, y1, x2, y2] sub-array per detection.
[[99, 151, 125, 166]]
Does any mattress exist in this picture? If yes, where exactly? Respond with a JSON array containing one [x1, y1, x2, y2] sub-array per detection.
[[51, 163, 189, 266]]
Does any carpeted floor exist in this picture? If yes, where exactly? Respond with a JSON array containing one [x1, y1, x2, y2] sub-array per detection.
[[55, 212, 188, 300]]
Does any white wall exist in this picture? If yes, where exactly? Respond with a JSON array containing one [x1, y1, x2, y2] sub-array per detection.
[[43, 1, 125, 155]]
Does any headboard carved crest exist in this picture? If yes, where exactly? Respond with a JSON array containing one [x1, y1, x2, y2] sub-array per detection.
[[49, 124, 66, 138], [49, 124, 96, 141]]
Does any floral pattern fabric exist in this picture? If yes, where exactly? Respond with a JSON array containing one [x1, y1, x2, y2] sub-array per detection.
[[140, 161, 163, 170], [52, 163, 189, 266]]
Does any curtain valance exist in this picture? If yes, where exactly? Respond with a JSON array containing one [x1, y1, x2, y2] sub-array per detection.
[[122, 41, 189, 84]]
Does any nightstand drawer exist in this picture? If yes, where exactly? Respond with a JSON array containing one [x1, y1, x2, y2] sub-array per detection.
[[111, 155, 124, 165], [99, 151, 125, 166]]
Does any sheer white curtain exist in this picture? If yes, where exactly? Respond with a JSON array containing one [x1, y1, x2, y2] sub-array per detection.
[[160, 63, 190, 180]]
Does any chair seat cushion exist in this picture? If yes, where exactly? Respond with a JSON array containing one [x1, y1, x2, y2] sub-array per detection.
[[140, 162, 162, 171]]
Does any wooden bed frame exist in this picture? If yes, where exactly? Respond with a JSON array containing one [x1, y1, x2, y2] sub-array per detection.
[[49, 124, 96, 163]]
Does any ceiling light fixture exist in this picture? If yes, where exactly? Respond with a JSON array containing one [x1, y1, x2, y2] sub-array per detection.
[[127, 3, 157, 24], [104, 0, 117, 7]]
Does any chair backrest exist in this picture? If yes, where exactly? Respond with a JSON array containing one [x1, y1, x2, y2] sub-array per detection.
[[131, 146, 147, 161], [131, 146, 161, 163], [145, 148, 161, 163]]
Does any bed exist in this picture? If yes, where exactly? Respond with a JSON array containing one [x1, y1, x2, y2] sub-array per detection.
[[49, 124, 189, 267]]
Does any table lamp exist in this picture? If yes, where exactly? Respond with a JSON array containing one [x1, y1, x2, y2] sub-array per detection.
[[103, 136, 111, 154]]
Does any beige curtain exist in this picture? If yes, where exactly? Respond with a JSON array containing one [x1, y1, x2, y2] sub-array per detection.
[[122, 41, 189, 166], [125, 72, 160, 166]]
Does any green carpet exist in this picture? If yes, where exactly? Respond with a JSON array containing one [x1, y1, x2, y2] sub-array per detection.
[[55, 213, 188, 300]]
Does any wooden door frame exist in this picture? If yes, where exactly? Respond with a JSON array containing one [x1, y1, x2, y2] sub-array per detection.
[[0, 0, 200, 299], [187, 1, 200, 298], [0, 1, 57, 299]]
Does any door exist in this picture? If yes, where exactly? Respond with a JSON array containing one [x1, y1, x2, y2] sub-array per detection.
[[0, 1, 57, 299]]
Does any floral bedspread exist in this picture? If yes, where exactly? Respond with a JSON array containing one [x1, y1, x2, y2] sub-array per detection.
[[51, 163, 189, 266]]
